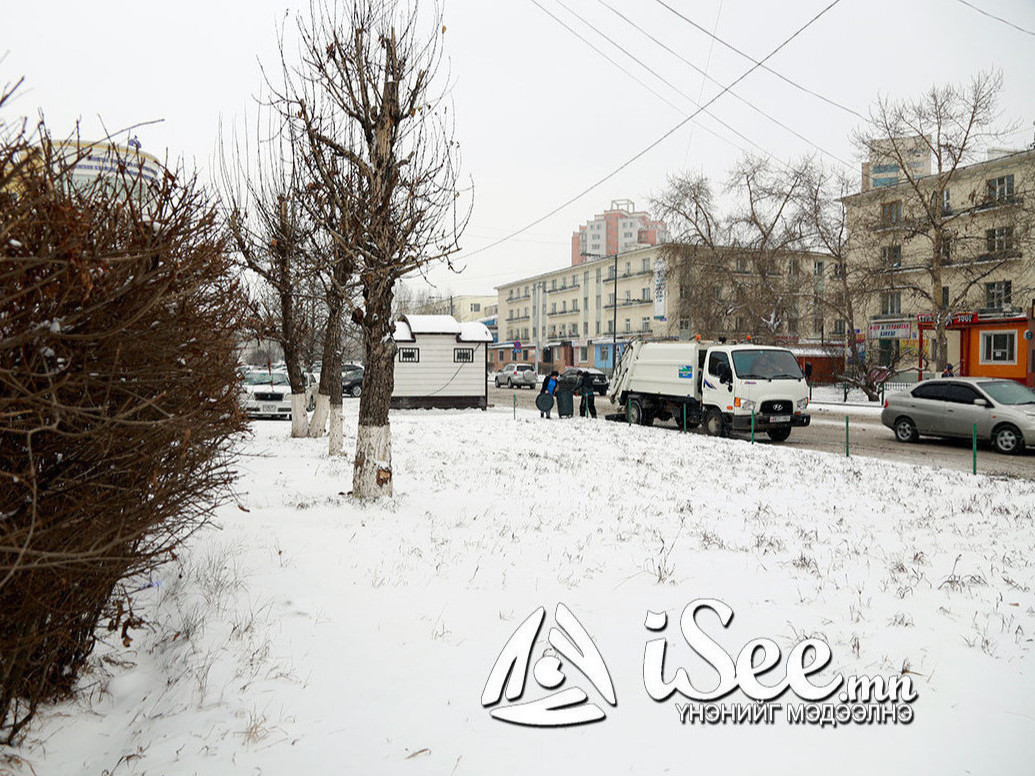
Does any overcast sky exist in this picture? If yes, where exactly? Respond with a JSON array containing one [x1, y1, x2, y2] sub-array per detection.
[[5, 0, 1034, 298]]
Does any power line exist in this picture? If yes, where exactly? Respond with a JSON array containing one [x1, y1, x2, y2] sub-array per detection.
[[458, 0, 845, 264], [955, 0, 1035, 37], [527, 0, 760, 161], [652, 0, 866, 120], [543, 0, 791, 166], [596, 0, 850, 167]]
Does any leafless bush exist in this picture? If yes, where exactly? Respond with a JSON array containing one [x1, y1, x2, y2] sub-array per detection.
[[0, 84, 245, 743]]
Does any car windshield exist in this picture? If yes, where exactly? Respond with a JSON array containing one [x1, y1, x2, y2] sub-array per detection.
[[244, 372, 290, 386], [978, 380, 1035, 405], [730, 349, 803, 380]]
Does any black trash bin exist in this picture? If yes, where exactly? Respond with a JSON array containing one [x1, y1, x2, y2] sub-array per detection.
[[556, 387, 575, 418]]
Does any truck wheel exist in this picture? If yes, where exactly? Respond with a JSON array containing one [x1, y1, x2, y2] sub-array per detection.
[[704, 408, 725, 437], [766, 428, 791, 442], [628, 399, 644, 425]]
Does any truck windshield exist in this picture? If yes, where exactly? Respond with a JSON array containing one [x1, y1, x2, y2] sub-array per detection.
[[731, 350, 803, 380]]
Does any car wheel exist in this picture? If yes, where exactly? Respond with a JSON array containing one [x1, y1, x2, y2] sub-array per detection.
[[704, 408, 725, 437], [350, 385, 362, 398], [766, 427, 791, 442], [306, 395, 316, 412], [507, 377, 513, 388], [495, 377, 500, 388], [894, 417, 919, 443], [992, 424, 1024, 455]]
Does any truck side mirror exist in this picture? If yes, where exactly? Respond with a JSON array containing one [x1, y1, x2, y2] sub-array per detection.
[[716, 363, 732, 386]]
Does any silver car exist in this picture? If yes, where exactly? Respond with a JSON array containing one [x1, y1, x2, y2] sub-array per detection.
[[495, 363, 537, 389], [881, 377, 1035, 454]]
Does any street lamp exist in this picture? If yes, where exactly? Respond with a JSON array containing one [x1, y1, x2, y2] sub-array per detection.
[[581, 251, 620, 374]]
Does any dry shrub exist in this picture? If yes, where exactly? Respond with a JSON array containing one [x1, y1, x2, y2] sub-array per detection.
[[0, 86, 246, 743]]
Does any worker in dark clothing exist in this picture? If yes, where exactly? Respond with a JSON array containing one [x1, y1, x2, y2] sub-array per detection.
[[539, 370, 559, 418], [578, 370, 597, 419]]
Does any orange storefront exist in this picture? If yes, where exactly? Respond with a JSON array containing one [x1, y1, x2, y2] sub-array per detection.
[[918, 310, 1035, 387]]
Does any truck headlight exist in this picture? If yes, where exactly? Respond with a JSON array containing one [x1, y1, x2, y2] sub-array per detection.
[[741, 399, 756, 413], [797, 397, 809, 410]]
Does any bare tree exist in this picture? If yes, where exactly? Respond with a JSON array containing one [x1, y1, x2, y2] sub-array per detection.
[[849, 70, 1032, 373], [285, 0, 469, 495], [654, 156, 816, 343], [219, 102, 316, 437], [796, 162, 909, 399]]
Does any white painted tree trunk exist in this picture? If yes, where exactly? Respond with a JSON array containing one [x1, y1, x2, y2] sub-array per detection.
[[290, 393, 308, 438], [308, 392, 330, 437], [352, 423, 392, 497], [328, 405, 344, 456]]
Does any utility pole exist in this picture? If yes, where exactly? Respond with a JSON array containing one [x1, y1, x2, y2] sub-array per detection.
[[612, 253, 619, 374]]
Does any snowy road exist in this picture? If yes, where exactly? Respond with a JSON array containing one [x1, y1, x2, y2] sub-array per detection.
[[487, 385, 1035, 479]]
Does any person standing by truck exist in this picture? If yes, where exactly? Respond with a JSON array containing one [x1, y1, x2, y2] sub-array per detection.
[[539, 370, 559, 418], [578, 370, 597, 419]]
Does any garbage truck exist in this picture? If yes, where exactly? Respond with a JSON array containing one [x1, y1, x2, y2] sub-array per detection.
[[607, 340, 811, 441]]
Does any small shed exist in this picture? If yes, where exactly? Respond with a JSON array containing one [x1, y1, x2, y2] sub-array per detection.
[[391, 314, 492, 409]]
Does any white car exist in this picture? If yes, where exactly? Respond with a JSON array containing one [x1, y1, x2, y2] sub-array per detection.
[[240, 370, 316, 419]]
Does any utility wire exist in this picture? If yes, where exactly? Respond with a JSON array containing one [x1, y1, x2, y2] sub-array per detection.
[[597, 0, 850, 167], [458, 0, 845, 263], [528, 0, 757, 160], [653, 0, 865, 120], [544, 0, 791, 167], [955, 0, 1035, 37]]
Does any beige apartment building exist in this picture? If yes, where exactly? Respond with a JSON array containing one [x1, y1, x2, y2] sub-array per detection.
[[495, 246, 666, 371], [411, 294, 497, 323], [843, 147, 1035, 384], [493, 243, 835, 374]]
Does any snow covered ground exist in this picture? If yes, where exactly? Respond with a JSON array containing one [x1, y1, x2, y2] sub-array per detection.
[[6, 403, 1035, 775]]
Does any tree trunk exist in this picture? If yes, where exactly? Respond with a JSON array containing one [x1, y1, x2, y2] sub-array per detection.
[[291, 393, 308, 437], [308, 282, 345, 438], [352, 287, 395, 497], [327, 344, 344, 455]]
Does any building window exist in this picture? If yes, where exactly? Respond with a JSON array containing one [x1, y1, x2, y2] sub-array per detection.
[[987, 174, 1014, 202], [607, 293, 615, 306], [880, 201, 902, 225], [981, 331, 1016, 363], [550, 302, 557, 314], [880, 245, 902, 268], [470, 303, 480, 312], [624, 319, 631, 332], [398, 347, 419, 363], [813, 260, 825, 277], [580, 347, 588, 361], [880, 292, 902, 316], [679, 318, 690, 331], [454, 347, 474, 363], [833, 319, 846, 337], [642, 258, 650, 272], [735, 256, 750, 274], [941, 189, 951, 215], [986, 227, 1014, 254], [985, 280, 1012, 309], [596, 321, 601, 335], [606, 320, 614, 333], [641, 316, 650, 331], [942, 286, 950, 310], [551, 279, 557, 291]]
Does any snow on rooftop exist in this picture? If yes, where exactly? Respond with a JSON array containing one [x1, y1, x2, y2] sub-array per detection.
[[457, 321, 492, 343], [400, 314, 461, 335]]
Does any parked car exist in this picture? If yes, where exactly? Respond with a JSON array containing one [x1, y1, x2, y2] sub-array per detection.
[[241, 370, 316, 419], [495, 363, 537, 389], [343, 364, 364, 398], [881, 377, 1035, 454], [558, 367, 609, 396]]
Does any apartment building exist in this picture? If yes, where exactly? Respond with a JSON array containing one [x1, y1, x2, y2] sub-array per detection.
[[844, 147, 1035, 384], [570, 200, 670, 267], [494, 246, 666, 372], [411, 294, 497, 323]]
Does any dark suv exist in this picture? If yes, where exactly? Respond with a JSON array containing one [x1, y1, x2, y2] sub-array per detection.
[[558, 367, 609, 395], [342, 365, 364, 398]]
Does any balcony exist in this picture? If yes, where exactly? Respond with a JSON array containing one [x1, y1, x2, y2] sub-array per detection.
[[546, 307, 580, 317]]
